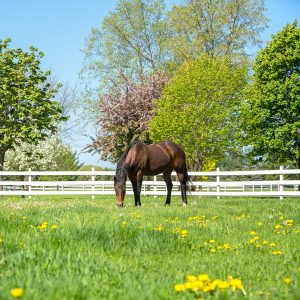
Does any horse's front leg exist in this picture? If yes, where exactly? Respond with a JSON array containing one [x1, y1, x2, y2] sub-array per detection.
[[163, 169, 173, 206], [130, 173, 143, 206]]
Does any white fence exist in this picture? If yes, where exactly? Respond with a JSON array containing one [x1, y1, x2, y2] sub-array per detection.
[[0, 167, 299, 198]]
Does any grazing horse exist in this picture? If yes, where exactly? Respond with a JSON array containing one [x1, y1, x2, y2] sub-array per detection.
[[114, 141, 190, 207]]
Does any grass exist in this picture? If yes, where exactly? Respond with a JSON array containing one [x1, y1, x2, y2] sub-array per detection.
[[0, 195, 299, 300]]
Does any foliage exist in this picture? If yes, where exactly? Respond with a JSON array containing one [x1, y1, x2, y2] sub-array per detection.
[[241, 21, 300, 168], [4, 135, 81, 171], [89, 70, 169, 163], [0, 39, 67, 171], [0, 196, 299, 299], [149, 55, 248, 170], [168, 0, 268, 62], [82, 0, 170, 84]]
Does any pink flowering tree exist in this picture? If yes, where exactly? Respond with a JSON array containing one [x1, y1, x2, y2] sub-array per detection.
[[88, 70, 169, 163]]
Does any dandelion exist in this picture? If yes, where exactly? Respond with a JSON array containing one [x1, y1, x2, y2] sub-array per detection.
[[51, 224, 58, 230], [180, 230, 188, 237], [263, 240, 269, 245], [37, 222, 48, 230], [186, 275, 197, 282], [285, 220, 294, 226], [209, 239, 215, 243], [174, 284, 186, 292], [249, 231, 257, 235], [275, 224, 282, 230], [269, 242, 276, 247], [217, 280, 230, 290], [257, 221, 263, 226], [121, 221, 127, 227], [272, 250, 283, 255], [10, 288, 24, 298], [223, 243, 231, 249], [210, 248, 216, 254], [198, 274, 210, 282], [284, 277, 292, 285], [153, 225, 163, 231]]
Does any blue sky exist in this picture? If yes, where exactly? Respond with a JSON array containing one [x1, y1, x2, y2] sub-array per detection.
[[1, 0, 299, 168]]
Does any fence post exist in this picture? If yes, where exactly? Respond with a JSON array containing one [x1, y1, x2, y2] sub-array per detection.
[[92, 167, 95, 200], [28, 168, 32, 198], [279, 166, 284, 200], [216, 168, 220, 199]]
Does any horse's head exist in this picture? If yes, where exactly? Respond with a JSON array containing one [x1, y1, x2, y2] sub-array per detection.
[[114, 176, 126, 207]]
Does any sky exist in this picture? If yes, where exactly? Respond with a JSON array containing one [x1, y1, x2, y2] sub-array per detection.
[[1, 0, 299, 169]]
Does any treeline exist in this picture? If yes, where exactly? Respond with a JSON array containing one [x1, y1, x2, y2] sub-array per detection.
[[82, 0, 300, 171]]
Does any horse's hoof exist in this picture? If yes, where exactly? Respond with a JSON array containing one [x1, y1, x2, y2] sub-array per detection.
[[183, 203, 188, 207], [117, 203, 124, 208]]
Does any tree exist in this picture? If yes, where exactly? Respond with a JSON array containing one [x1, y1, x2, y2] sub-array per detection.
[[148, 55, 248, 170], [0, 39, 67, 175], [88, 70, 169, 163], [168, 0, 268, 61], [82, 0, 170, 84], [241, 21, 300, 168], [4, 135, 81, 171]]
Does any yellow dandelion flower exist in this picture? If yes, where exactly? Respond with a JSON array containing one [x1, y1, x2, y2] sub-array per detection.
[[217, 280, 230, 289], [286, 220, 294, 226], [198, 274, 210, 282], [272, 250, 283, 255], [269, 242, 276, 247], [210, 248, 216, 253], [275, 224, 282, 230], [51, 224, 58, 230], [37, 222, 48, 230], [249, 230, 257, 235], [223, 243, 231, 249], [209, 239, 215, 243], [10, 288, 24, 298], [284, 277, 292, 285], [257, 221, 263, 226], [230, 279, 244, 290], [180, 230, 188, 237], [209, 279, 221, 290], [263, 240, 269, 245], [174, 284, 186, 292], [121, 221, 127, 227], [186, 275, 197, 282], [153, 225, 163, 231]]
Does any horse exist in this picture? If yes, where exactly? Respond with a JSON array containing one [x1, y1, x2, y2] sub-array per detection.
[[114, 141, 190, 207]]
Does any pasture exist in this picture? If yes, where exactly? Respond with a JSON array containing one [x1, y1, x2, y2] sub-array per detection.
[[0, 196, 299, 300]]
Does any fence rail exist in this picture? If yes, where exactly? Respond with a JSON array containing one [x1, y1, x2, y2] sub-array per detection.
[[0, 167, 299, 198]]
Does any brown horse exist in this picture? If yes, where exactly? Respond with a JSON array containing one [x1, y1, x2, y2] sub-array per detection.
[[114, 141, 190, 207]]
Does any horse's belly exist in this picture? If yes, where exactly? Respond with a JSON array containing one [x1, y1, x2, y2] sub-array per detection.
[[143, 157, 171, 176]]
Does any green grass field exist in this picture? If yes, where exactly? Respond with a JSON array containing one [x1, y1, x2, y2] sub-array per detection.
[[0, 195, 299, 300]]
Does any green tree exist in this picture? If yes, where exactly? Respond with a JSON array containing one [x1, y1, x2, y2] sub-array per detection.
[[0, 39, 67, 173], [149, 55, 248, 170], [82, 0, 170, 84], [169, 0, 268, 62], [241, 21, 300, 168]]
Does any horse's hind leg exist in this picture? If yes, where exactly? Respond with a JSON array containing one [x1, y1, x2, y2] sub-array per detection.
[[177, 170, 188, 206], [163, 169, 173, 206]]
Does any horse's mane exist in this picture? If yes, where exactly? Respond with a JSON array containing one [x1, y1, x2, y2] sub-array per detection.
[[115, 142, 139, 182]]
